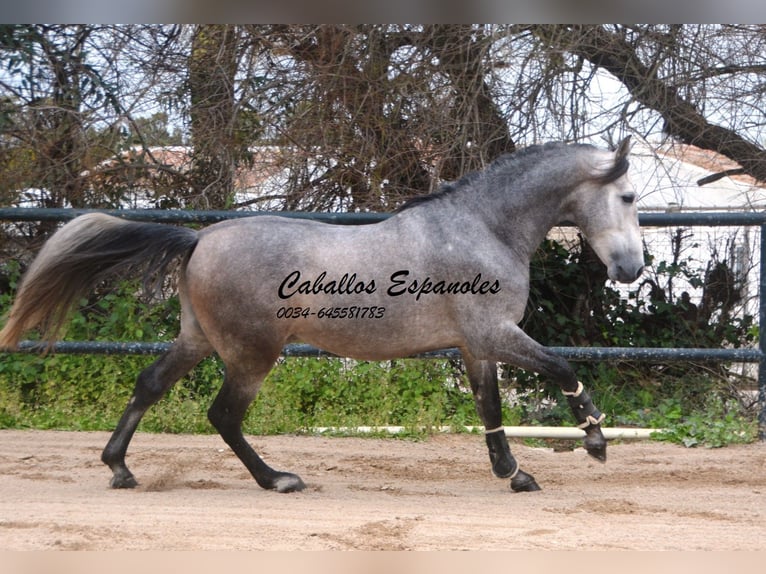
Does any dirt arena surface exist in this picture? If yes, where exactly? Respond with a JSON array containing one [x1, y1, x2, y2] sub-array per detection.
[[1, 429, 764, 550]]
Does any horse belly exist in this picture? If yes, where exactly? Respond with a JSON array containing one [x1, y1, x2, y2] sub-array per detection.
[[290, 310, 461, 361], [184, 263, 461, 361]]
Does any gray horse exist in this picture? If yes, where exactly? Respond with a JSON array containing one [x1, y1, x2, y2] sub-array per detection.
[[0, 137, 643, 493]]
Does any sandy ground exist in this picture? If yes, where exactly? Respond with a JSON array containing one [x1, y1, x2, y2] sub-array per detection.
[[0, 429, 765, 551]]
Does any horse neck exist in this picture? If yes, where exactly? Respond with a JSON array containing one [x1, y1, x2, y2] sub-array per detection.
[[457, 175, 577, 261]]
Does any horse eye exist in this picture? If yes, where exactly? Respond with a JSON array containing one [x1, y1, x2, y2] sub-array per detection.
[[621, 194, 636, 205]]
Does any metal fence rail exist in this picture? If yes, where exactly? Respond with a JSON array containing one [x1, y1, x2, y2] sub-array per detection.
[[2, 207, 765, 438], [3, 206, 766, 226], [11, 340, 764, 363]]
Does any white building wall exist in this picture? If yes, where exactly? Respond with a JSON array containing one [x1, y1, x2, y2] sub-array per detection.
[[629, 140, 764, 317]]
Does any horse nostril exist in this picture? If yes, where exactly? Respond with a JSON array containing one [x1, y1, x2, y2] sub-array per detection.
[[615, 263, 644, 283]]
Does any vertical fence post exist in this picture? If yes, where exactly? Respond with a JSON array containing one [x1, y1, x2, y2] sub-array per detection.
[[760, 225, 766, 440]]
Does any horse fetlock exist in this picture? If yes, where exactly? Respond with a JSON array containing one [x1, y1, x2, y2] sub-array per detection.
[[102, 448, 137, 488], [578, 409, 607, 459], [485, 428, 519, 479]]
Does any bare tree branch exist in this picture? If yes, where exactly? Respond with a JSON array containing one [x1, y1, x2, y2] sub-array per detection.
[[531, 25, 766, 182]]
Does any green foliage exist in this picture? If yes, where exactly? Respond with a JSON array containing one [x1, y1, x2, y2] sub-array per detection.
[[243, 358, 483, 434], [0, 353, 482, 436], [513, 234, 758, 446], [0, 277, 179, 430], [649, 398, 758, 448]]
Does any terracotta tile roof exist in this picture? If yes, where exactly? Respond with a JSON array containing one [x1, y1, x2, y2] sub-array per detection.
[[655, 142, 759, 187]]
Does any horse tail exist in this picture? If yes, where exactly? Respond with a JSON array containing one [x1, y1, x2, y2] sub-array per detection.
[[0, 213, 199, 349]]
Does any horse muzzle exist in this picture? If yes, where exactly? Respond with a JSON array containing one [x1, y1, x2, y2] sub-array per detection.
[[609, 262, 644, 284]]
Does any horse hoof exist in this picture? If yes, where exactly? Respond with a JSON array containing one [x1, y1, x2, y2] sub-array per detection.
[[510, 470, 541, 492], [110, 473, 138, 489], [273, 473, 306, 493], [584, 431, 607, 462], [585, 442, 607, 462]]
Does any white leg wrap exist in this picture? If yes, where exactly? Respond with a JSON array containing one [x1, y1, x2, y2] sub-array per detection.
[[577, 413, 606, 429], [562, 381, 584, 397]]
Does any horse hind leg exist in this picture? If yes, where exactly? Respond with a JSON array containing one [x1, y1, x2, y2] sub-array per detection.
[[463, 353, 541, 492], [101, 336, 212, 488], [207, 352, 305, 493]]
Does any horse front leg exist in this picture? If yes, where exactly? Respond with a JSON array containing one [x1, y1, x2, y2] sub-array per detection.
[[509, 345, 607, 462], [562, 380, 607, 461], [522, 345, 607, 461], [462, 352, 541, 492], [472, 323, 608, 464]]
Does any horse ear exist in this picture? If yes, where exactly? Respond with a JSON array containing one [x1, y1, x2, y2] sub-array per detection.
[[594, 136, 631, 183], [615, 136, 632, 160]]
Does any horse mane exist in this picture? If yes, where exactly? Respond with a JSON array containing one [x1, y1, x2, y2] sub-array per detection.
[[395, 173, 482, 212], [596, 153, 629, 184], [395, 141, 628, 213], [394, 154, 509, 213]]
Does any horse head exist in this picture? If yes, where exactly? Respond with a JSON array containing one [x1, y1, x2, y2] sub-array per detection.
[[565, 136, 645, 284]]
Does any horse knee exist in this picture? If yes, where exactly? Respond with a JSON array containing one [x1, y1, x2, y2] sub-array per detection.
[[543, 352, 578, 391]]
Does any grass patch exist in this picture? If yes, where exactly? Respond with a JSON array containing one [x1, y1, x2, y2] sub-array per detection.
[[0, 355, 490, 435]]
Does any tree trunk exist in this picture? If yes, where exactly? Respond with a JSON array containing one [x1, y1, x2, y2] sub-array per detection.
[[188, 25, 240, 209]]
